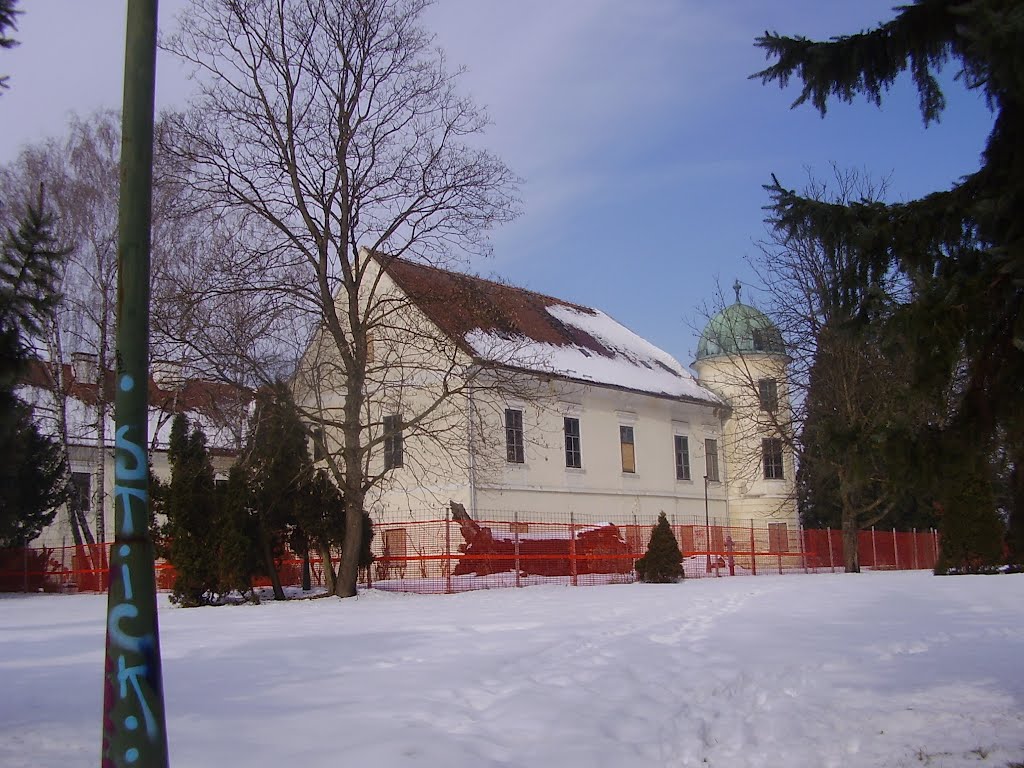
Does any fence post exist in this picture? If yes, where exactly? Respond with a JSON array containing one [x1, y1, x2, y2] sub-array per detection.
[[892, 528, 899, 570], [633, 513, 639, 583], [871, 526, 878, 570], [912, 528, 918, 570], [826, 527, 835, 573], [445, 508, 452, 595], [749, 519, 757, 576], [798, 524, 808, 574], [569, 512, 578, 587], [932, 528, 939, 566], [514, 511, 521, 588], [23, 546, 28, 593]]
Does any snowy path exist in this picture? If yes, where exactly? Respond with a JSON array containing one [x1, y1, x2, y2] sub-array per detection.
[[1, 571, 1022, 767]]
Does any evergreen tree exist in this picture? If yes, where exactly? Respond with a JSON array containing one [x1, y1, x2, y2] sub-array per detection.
[[0, 191, 69, 546], [755, 1, 1022, 565], [934, 446, 1004, 574], [635, 512, 684, 584], [216, 464, 262, 600], [0, 0, 18, 92], [0, 399, 66, 546], [243, 383, 310, 600], [163, 413, 221, 606]]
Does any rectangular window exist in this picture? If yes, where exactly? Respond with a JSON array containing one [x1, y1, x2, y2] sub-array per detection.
[[674, 435, 691, 481], [505, 408, 525, 463], [758, 378, 778, 412], [762, 437, 785, 480], [619, 425, 635, 473], [383, 414, 403, 470], [564, 417, 582, 468], [704, 438, 719, 482], [71, 472, 91, 512], [768, 522, 789, 553], [312, 427, 326, 462]]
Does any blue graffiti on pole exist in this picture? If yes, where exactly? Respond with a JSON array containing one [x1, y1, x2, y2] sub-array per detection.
[[114, 426, 147, 536], [107, 382, 161, 763]]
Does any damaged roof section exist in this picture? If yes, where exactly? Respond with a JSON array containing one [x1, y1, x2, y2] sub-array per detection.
[[381, 256, 719, 403]]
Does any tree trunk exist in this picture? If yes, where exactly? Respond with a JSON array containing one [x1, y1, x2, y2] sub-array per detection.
[[259, 526, 286, 601], [335, 491, 364, 598], [301, 550, 311, 591], [841, 508, 860, 573], [318, 537, 336, 593]]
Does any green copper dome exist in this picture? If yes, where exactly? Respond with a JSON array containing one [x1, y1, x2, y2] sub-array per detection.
[[696, 282, 785, 360]]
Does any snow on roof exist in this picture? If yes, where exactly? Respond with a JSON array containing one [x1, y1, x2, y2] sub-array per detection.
[[382, 256, 720, 403]]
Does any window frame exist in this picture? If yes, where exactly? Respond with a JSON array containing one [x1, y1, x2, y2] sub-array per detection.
[[762, 437, 785, 480], [505, 408, 525, 464], [383, 414, 404, 470], [768, 522, 789, 553], [704, 438, 720, 482], [758, 377, 779, 413], [619, 425, 636, 473], [674, 434, 691, 481], [71, 471, 91, 512], [564, 416, 582, 469]]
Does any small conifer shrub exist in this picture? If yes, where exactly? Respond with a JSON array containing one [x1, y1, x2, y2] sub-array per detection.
[[635, 512, 684, 583]]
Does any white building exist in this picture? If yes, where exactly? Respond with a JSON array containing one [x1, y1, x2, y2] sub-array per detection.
[[297, 253, 797, 537], [19, 357, 246, 548]]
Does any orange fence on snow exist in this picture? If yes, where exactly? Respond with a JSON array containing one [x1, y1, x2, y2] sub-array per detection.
[[0, 518, 939, 594]]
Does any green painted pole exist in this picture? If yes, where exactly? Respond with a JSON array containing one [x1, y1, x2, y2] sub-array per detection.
[[101, 2, 169, 767]]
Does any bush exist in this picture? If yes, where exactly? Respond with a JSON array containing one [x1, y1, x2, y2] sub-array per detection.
[[635, 512, 684, 583]]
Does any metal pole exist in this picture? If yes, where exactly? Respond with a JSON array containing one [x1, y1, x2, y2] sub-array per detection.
[[569, 512, 578, 586], [912, 528, 918, 570], [749, 519, 757, 576], [101, 2, 169, 766], [703, 476, 711, 574], [445, 509, 451, 595], [514, 512, 521, 588], [871, 526, 878, 570], [892, 528, 899, 570]]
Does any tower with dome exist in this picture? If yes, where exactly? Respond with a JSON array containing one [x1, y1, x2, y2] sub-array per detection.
[[693, 281, 797, 527]]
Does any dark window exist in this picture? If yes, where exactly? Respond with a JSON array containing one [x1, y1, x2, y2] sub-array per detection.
[[71, 472, 91, 512], [505, 408, 524, 463], [758, 378, 778, 412], [762, 438, 785, 480], [674, 435, 691, 481], [704, 438, 719, 482], [564, 417, 582, 468], [619, 425, 636, 473], [768, 522, 789, 553], [383, 414, 403, 470], [752, 328, 766, 351], [312, 427, 326, 462]]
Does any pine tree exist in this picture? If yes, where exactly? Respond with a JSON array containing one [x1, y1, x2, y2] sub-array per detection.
[[164, 413, 221, 606], [216, 464, 262, 600], [635, 512, 684, 583], [0, 0, 19, 92], [934, 449, 1004, 574], [0, 191, 70, 546], [755, 1, 1022, 565]]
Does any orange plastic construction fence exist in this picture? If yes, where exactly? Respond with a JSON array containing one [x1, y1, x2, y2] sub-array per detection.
[[1, 522, 939, 595]]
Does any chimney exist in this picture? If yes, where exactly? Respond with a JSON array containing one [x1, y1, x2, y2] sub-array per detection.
[[71, 352, 98, 382]]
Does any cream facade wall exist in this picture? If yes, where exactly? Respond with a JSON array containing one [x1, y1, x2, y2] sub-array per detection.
[[467, 379, 733, 524], [692, 352, 797, 525]]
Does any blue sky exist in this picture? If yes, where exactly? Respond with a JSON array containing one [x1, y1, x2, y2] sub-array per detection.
[[0, 0, 994, 369]]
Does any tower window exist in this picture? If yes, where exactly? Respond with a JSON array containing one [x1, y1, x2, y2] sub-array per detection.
[[758, 378, 778, 412]]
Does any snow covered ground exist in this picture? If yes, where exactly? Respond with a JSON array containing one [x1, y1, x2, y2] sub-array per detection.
[[1, 570, 1022, 767]]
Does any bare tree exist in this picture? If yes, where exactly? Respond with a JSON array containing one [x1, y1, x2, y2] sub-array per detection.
[[723, 167, 941, 571], [163, 0, 519, 597]]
